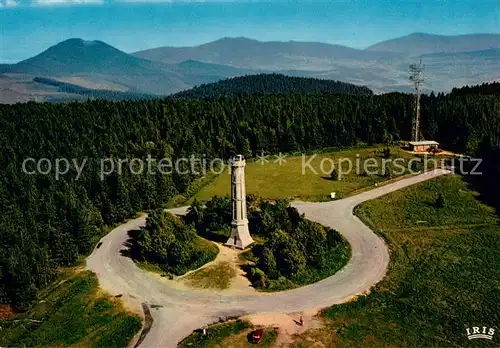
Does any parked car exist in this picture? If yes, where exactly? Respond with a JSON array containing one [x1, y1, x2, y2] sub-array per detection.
[[250, 328, 264, 343]]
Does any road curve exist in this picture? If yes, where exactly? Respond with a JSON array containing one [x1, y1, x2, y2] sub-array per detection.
[[86, 169, 450, 347]]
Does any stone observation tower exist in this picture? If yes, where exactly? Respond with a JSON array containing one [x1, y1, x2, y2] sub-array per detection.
[[225, 155, 254, 249]]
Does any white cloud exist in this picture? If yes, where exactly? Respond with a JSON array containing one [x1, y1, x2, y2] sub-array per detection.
[[0, 0, 19, 7], [115, 0, 227, 2], [0, 0, 230, 7], [35, 0, 104, 5], [116, 0, 209, 2], [117, 0, 172, 2]]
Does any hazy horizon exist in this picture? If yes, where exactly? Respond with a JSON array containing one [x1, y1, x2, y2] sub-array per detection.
[[1, 0, 498, 63]]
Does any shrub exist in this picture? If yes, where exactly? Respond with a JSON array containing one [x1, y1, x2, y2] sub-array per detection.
[[410, 160, 420, 173], [249, 267, 267, 288], [358, 169, 369, 177], [383, 147, 391, 159], [331, 168, 339, 181], [266, 276, 295, 291], [258, 247, 279, 279], [196, 196, 232, 233], [435, 193, 446, 208], [384, 164, 393, 178]]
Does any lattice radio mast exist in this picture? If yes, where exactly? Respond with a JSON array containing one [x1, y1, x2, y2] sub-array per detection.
[[409, 59, 425, 142]]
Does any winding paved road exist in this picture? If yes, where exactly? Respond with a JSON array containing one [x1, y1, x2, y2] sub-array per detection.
[[86, 169, 450, 348]]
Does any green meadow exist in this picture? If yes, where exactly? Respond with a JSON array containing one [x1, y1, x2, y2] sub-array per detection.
[[194, 146, 427, 201], [0, 271, 141, 348]]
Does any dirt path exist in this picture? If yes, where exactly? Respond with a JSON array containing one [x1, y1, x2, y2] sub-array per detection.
[[86, 169, 450, 348]]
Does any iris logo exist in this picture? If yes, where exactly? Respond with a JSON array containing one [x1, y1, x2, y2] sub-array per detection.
[[466, 326, 495, 340]]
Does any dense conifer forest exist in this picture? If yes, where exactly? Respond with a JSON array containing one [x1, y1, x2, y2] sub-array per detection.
[[172, 73, 374, 99], [0, 80, 498, 308]]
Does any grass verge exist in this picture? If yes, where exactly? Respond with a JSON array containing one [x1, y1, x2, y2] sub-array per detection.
[[184, 261, 237, 290], [0, 270, 141, 348], [179, 319, 278, 348]]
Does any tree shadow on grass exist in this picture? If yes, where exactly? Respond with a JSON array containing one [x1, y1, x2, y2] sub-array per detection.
[[423, 200, 439, 209], [462, 174, 500, 219], [198, 230, 229, 243]]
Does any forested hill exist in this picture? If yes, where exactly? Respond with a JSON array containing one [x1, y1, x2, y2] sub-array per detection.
[[0, 83, 498, 309], [172, 73, 373, 99], [33, 77, 159, 101]]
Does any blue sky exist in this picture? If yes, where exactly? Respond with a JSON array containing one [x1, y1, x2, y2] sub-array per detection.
[[0, 0, 498, 63]]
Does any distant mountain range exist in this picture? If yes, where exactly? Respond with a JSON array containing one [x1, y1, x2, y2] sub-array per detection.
[[366, 33, 500, 54], [133, 37, 400, 66], [1, 33, 499, 103]]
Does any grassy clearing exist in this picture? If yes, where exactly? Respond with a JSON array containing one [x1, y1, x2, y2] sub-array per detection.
[[184, 261, 237, 290], [194, 146, 428, 201], [165, 171, 220, 208], [179, 320, 277, 348], [0, 270, 141, 348], [354, 175, 497, 230]]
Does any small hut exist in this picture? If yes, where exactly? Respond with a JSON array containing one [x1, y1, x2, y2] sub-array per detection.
[[409, 140, 439, 152]]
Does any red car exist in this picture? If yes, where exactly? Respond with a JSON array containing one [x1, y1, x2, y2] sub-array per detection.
[[250, 329, 264, 344]]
